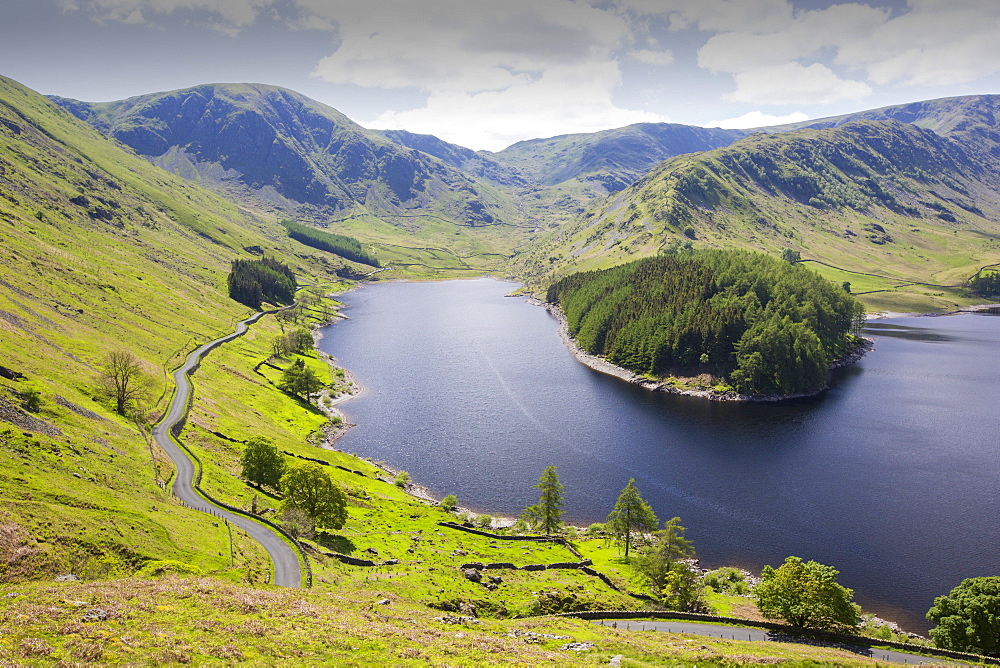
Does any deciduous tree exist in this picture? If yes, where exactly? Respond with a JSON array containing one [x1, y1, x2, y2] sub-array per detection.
[[927, 576, 1000, 656], [240, 436, 286, 490], [754, 556, 860, 630], [522, 465, 564, 535], [605, 478, 658, 558], [99, 350, 152, 416], [280, 463, 347, 531]]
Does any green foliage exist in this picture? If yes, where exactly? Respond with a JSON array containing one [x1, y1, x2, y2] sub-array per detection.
[[440, 494, 458, 512], [754, 556, 860, 631], [704, 567, 749, 595], [283, 220, 380, 267], [394, 471, 410, 488], [926, 576, 1000, 656], [632, 517, 702, 610], [239, 436, 286, 490], [548, 249, 865, 396], [605, 479, 658, 558], [16, 385, 43, 413], [227, 257, 296, 309], [277, 358, 324, 401], [969, 270, 1000, 297], [521, 465, 565, 535], [782, 248, 801, 263], [280, 463, 348, 531]]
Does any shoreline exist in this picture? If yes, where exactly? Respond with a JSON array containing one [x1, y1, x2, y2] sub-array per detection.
[[532, 297, 874, 403]]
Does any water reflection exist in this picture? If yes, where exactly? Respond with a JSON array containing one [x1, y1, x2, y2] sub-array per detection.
[[863, 322, 955, 342]]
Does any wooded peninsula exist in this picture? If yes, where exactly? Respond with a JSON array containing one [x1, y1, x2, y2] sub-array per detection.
[[547, 249, 867, 397]]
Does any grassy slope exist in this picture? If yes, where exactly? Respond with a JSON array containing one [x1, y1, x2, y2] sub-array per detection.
[[0, 74, 348, 579], [520, 119, 1000, 312], [0, 75, 970, 663]]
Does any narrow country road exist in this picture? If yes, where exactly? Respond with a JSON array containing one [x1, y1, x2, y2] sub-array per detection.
[[151, 310, 303, 587], [594, 620, 973, 665]]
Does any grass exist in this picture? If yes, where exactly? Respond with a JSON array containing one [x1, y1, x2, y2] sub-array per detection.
[[0, 577, 911, 665]]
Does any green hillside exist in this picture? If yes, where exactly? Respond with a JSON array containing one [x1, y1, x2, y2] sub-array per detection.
[[0, 73, 357, 578], [524, 116, 1000, 312], [52, 84, 529, 276]]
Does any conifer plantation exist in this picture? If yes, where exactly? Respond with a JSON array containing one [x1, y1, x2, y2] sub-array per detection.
[[547, 249, 867, 396]]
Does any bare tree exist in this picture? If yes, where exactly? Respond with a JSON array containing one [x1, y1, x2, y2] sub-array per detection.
[[100, 350, 151, 416]]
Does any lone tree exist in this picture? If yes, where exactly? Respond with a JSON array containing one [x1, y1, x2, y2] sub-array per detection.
[[280, 463, 347, 531], [927, 576, 1000, 656], [99, 350, 151, 416], [240, 437, 286, 490], [522, 465, 564, 535], [633, 517, 701, 609], [754, 556, 860, 631], [606, 478, 658, 558], [278, 358, 324, 402]]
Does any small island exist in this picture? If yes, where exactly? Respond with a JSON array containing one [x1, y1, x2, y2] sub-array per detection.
[[546, 249, 870, 401]]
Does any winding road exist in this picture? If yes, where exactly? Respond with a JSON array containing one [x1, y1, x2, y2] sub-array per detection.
[[594, 620, 974, 665], [151, 310, 303, 587]]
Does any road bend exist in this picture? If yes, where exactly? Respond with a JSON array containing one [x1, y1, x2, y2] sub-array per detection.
[[151, 310, 303, 587]]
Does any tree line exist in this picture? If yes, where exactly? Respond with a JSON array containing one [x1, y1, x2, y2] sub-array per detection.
[[547, 248, 866, 396], [227, 257, 296, 310], [282, 220, 380, 267]]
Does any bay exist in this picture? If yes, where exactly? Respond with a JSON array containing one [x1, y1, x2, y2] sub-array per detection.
[[317, 277, 1000, 631]]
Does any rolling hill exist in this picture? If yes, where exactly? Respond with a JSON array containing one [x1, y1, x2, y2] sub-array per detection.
[[520, 98, 1000, 312]]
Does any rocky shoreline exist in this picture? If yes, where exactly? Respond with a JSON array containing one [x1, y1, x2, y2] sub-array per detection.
[[532, 298, 874, 403]]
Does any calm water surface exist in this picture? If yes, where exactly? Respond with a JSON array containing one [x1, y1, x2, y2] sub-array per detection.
[[318, 278, 1000, 631]]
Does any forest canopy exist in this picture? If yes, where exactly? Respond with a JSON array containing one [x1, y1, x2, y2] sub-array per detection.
[[227, 257, 296, 310], [282, 220, 380, 267], [547, 249, 866, 396]]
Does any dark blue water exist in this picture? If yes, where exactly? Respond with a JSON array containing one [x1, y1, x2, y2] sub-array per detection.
[[318, 278, 1000, 631]]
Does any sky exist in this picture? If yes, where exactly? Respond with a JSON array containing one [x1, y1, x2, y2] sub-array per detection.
[[2, 0, 1000, 151]]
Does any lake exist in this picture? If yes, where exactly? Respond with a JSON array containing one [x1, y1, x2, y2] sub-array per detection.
[[317, 278, 1000, 632]]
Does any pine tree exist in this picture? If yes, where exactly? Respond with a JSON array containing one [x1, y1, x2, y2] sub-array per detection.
[[522, 465, 564, 535], [606, 478, 658, 558]]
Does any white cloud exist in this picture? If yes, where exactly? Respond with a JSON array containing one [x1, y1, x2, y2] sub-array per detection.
[[70, 0, 274, 32], [295, 0, 671, 149], [362, 60, 669, 151], [705, 110, 809, 129], [837, 0, 1000, 87], [628, 49, 674, 66], [727, 62, 872, 105]]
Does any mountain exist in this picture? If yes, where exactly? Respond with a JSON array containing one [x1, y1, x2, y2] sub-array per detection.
[[491, 123, 747, 192], [525, 103, 1000, 312], [52, 84, 534, 275], [51, 83, 514, 229]]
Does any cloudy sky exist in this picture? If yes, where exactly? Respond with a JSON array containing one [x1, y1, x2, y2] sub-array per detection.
[[3, 0, 999, 150]]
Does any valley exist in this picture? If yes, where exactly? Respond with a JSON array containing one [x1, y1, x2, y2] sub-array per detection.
[[2, 70, 1000, 664]]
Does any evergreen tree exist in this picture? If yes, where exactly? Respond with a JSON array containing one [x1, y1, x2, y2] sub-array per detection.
[[633, 516, 699, 607], [522, 465, 564, 535], [278, 359, 324, 401], [606, 478, 658, 558], [240, 436, 286, 490]]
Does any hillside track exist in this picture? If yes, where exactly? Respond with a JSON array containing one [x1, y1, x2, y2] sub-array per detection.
[[151, 309, 304, 587]]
